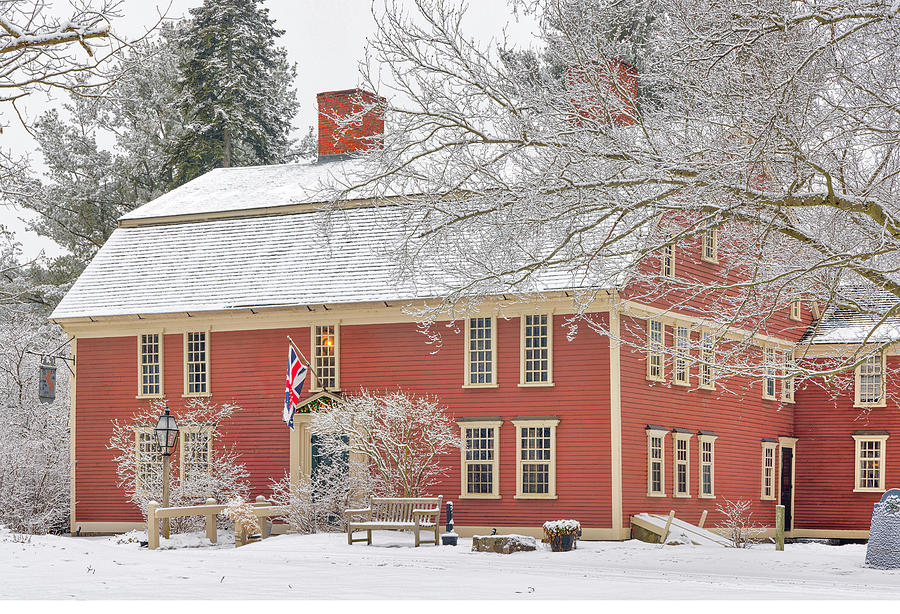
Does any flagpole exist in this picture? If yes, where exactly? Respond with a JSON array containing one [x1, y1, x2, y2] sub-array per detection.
[[286, 335, 327, 393]]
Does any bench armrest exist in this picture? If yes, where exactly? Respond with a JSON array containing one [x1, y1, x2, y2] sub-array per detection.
[[345, 507, 372, 518]]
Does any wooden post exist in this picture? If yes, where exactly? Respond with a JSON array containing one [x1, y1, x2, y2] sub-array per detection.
[[699, 510, 708, 528], [162, 455, 171, 539], [205, 498, 217, 543], [662, 510, 675, 542], [147, 501, 159, 550], [775, 505, 785, 552]]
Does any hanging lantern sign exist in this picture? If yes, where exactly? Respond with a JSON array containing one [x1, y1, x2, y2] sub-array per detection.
[[39, 358, 56, 404]]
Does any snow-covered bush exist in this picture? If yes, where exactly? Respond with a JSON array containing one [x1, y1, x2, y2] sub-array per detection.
[[108, 397, 249, 532], [715, 499, 764, 548], [224, 497, 261, 537], [309, 390, 462, 498]]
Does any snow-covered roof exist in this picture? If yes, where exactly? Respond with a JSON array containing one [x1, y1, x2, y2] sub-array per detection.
[[802, 285, 900, 345]]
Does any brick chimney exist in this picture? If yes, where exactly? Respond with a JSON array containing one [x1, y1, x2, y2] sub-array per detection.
[[567, 59, 638, 126], [316, 88, 386, 162]]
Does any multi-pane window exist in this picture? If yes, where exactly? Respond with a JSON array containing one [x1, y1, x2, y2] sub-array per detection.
[[661, 244, 674, 278], [853, 434, 888, 492], [460, 421, 501, 497], [185, 332, 209, 395], [700, 332, 715, 389], [466, 317, 495, 386], [514, 419, 558, 498], [313, 325, 338, 390], [790, 300, 801, 321], [673, 432, 691, 497], [521, 314, 551, 384], [856, 353, 884, 406], [780, 351, 795, 403], [181, 427, 212, 482], [703, 229, 717, 262], [647, 428, 667, 496], [139, 333, 162, 397], [647, 319, 664, 381], [763, 347, 776, 400], [699, 434, 717, 497], [674, 325, 690, 385], [136, 429, 162, 494], [761, 442, 777, 500]]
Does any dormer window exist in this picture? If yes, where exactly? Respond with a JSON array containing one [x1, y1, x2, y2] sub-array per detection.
[[790, 300, 801, 321]]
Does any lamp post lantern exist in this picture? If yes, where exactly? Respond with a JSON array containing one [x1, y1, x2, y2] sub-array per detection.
[[154, 405, 179, 539]]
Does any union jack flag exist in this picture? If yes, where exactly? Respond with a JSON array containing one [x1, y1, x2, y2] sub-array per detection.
[[283, 345, 308, 429]]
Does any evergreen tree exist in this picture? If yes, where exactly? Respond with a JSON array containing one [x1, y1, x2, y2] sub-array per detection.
[[169, 0, 299, 186]]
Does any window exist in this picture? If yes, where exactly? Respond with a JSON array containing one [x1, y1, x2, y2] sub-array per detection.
[[521, 314, 552, 385], [780, 351, 795, 403], [661, 244, 674, 279], [856, 353, 884, 407], [761, 441, 777, 500], [853, 433, 888, 492], [513, 418, 558, 499], [702, 229, 717, 263], [465, 317, 496, 386], [673, 430, 692, 497], [312, 324, 339, 391], [180, 426, 212, 482], [674, 325, 690, 386], [647, 319, 664, 381], [790, 300, 801, 321], [458, 420, 501, 498], [763, 347, 777, 400], [646, 426, 668, 496], [138, 333, 163, 397], [700, 332, 715, 389], [184, 331, 209, 396], [135, 428, 162, 494], [698, 432, 717, 498]]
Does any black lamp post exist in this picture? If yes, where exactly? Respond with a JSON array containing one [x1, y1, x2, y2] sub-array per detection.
[[154, 404, 179, 539]]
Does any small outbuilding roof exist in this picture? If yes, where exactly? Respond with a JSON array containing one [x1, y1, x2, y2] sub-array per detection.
[[801, 285, 900, 344]]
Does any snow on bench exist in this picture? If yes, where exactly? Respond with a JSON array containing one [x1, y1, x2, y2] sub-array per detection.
[[346, 496, 442, 547]]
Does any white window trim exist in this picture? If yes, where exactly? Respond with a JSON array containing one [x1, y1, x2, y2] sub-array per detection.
[[179, 424, 214, 482], [137, 331, 164, 399], [699, 331, 716, 390], [512, 418, 559, 500], [183, 330, 211, 397], [463, 316, 498, 389], [698, 433, 717, 499], [457, 419, 502, 499], [762, 346, 777, 401], [854, 352, 886, 408], [661, 244, 675, 279], [673, 324, 690, 386], [852, 433, 888, 493], [646, 427, 668, 497], [646, 319, 665, 382], [519, 313, 554, 387], [310, 323, 341, 392], [780, 351, 795, 403], [789, 300, 802, 321], [760, 441, 778, 500], [701, 228, 718, 263], [672, 431, 692, 498]]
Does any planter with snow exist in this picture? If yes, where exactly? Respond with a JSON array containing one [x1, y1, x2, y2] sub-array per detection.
[[543, 519, 580, 552]]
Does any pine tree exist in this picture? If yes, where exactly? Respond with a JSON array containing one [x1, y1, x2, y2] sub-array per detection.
[[169, 0, 299, 186]]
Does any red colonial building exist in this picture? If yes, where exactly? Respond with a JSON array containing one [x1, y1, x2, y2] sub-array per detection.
[[51, 89, 898, 540]]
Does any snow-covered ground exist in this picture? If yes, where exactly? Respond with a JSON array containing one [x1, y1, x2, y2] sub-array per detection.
[[1, 527, 898, 599]]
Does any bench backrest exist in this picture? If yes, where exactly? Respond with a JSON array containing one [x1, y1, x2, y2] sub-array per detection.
[[370, 497, 442, 523]]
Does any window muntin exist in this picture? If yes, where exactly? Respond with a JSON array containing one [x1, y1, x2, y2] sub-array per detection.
[[136, 429, 162, 494], [647, 428, 667, 496], [674, 325, 690, 385], [699, 435, 716, 497], [312, 325, 339, 391], [763, 347, 776, 400], [700, 332, 715, 389], [703, 229, 717, 262], [521, 314, 552, 385], [673, 433, 691, 497], [780, 351, 795, 403], [856, 353, 884, 406], [854, 435, 888, 492], [513, 419, 558, 499], [185, 331, 209, 395], [661, 244, 674, 279], [761, 442, 777, 500], [180, 426, 212, 482], [460, 421, 501, 498], [139, 333, 162, 397], [466, 317, 495, 386], [647, 319, 664, 381]]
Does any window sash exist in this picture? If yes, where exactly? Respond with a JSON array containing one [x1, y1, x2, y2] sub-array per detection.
[[185, 332, 208, 395], [674, 436, 690, 496], [136, 430, 162, 494], [700, 333, 715, 389], [647, 430, 666, 496], [313, 325, 338, 390], [661, 245, 674, 278], [467, 317, 495, 385], [699, 438, 715, 497], [139, 334, 162, 397], [522, 314, 551, 384], [181, 428, 212, 482], [763, 347, 776, 399], [855, 438, 885, 491], [780, 352, 795, 402], [463, 426, 497, 495], [761, 445, 776, 499], [647, 320, 664, 381], [513, 420, 558, 498], [857, 355, 883, 405], [790, 300, 801, 321], [703, 229, 717, 261], [674, 326, 689, 385]]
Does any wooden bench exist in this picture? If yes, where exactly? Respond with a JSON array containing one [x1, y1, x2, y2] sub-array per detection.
[[346, 496, 443, 547]]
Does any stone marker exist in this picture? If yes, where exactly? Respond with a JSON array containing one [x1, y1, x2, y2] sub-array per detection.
[[865, 488, 900, 569], [472, 534, 537, 554]]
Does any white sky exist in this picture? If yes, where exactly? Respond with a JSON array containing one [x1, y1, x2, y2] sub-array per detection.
[[2, 0, 537, 260]]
